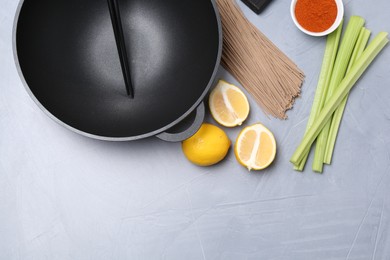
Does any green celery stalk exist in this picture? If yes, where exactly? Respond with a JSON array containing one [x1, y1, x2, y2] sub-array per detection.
[[291, 32, 389, 166], [294, 23, 343, 171], [324, 28, 371, 164], [312, 16, 365, 173]]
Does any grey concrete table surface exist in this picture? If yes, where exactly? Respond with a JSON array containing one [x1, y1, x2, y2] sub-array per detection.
[[1, 0, 390, 259]]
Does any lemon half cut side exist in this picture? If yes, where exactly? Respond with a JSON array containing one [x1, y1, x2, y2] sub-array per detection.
[[235, 123, 276, 171], [209, 80, 250, 127]]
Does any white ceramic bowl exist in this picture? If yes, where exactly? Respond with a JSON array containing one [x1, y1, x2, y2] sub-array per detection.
[[290, 0, 344, 37]]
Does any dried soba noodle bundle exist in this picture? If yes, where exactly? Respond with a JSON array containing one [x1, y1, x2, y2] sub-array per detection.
[[216, 0, 304, 119]]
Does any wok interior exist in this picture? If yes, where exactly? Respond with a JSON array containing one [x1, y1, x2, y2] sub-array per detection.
[[16, 0, 219, 138]]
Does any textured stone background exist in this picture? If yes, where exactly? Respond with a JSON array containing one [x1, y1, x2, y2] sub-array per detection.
[[1, 0, 390, 259]]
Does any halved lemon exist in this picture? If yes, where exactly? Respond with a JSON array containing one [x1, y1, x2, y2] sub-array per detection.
[[209, 80, 250, 127], [234, 123, 276, 171]]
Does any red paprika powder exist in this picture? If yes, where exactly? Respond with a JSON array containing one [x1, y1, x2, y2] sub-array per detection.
[[295, 0, 338, 33]]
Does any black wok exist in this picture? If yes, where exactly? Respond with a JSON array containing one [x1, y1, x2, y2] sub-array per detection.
[[13, 0, 221, 141]]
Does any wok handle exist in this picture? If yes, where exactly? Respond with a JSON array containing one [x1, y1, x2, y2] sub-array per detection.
[[156, 102, 205, 142]]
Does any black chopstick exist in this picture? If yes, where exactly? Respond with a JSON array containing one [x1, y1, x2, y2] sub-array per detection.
[[107, 0, 134, 97]]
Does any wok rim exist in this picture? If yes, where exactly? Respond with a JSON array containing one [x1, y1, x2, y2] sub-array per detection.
[[12, 0, 222, 141]]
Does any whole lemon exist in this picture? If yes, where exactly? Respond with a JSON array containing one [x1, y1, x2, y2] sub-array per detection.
[[182, 123, 231, 166]]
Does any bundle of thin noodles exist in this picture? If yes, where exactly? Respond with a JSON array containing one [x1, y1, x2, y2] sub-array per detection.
[[216, 0, 305, 119]]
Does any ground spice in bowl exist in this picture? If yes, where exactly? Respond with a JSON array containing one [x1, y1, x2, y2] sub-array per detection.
[[295, 0, 338, 33]]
